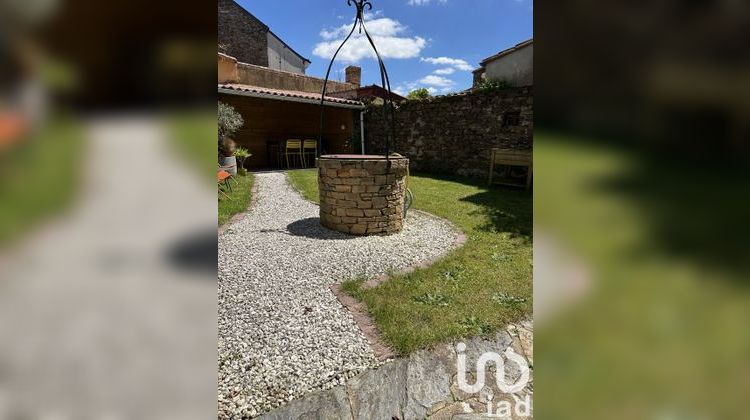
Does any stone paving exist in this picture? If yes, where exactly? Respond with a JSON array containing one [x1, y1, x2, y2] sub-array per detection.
[[260, 320, 534, 420]]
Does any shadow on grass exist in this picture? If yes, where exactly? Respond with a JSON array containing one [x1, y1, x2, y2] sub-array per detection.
[[588, 154, 750, 280], [460, 188, 533, 239]]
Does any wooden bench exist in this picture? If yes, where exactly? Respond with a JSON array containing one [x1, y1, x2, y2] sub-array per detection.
[[488, 148, 532, 189]]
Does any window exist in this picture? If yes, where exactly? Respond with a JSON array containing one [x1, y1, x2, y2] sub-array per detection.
[[503, 111, 521, 127]]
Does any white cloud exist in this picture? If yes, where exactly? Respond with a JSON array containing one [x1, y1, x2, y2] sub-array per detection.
[[407, 0, 448, 5], [314, 17, 426, 62], [433, 67, 455, 75], [421, 56, 475, 71], [396, 78, 452, 96], [419, 75, 454, 88]]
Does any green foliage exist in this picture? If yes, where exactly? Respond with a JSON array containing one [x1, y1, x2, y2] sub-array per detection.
[[234, 147, 251, 171], [219, 174, 254, 226], [218, 102, 244, 156], [413, 293, 450, 307], [407, 88, 432, 100], [492, 292, 527, 307], [0, 117, 83, 247], [475, 79, 512, 92], [169, 109, 217, 181]]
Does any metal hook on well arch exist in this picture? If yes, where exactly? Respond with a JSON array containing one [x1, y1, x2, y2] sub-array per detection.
[[318, 0, 396, 168]]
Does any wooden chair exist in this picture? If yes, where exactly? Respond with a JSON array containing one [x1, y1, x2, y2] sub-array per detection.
[[218, 169, 232, 199], [284, 139, 304, 169], [302, 139, 318, 168]]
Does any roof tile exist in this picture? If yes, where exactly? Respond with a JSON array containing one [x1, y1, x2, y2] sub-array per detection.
[[218, 83, 364, 106]]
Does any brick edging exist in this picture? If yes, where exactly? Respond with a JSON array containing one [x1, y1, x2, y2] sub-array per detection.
[[331, 210, 467, 361], [330, 284, 397, 362], [363, 209, 467, 289]]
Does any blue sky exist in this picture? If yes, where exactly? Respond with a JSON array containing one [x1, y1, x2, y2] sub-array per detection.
[[239, 0, 532, 96]]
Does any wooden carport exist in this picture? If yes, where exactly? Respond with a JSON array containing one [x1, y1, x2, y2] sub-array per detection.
[[218, 84, 365, 169]]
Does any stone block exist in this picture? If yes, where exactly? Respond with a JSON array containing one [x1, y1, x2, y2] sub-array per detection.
[[350, 224, 367, 235], [323, 215, 342, 224], [259, 386, 352, 420], [345, 208, 365, 217], [338, 200, 357, 208], [366, 185, 381, 193], [347, 359, 408, 419], [342, 217, 357, 224], [364, 209, 381, 217], [334, 185, 352, 192], [357, 201, 373, 209]]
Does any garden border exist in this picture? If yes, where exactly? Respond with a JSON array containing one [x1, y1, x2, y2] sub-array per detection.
[[331, 210, 467, 360], [218, 174, 260, 235]]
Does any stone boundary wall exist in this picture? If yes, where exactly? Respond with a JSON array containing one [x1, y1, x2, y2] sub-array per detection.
[[362, 88, 533, 179], [319, 157, 409, 235]]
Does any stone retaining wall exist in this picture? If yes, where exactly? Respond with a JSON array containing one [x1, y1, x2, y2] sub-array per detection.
[[361, 88, 532, 179], [318, 157, 409, 235]]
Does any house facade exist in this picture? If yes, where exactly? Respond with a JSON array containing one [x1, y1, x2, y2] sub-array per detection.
[[473, 39, 533, 88], [218, 0, 310, 74]]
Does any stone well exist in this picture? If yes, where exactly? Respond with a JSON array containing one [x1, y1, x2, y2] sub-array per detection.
[[318, 155, 409, 235]]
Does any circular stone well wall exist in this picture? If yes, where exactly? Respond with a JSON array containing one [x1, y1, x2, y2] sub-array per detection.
[[318, 155, 409, 236]]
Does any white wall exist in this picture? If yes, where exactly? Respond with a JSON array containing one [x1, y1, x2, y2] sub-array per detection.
[[485, 44, 533, 87], [267, 33, 309, 74]]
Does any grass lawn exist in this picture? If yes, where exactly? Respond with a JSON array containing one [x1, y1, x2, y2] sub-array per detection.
[[167, 110, 255, 226], [0, 117, 84, 247], [287, 168, 532, 354], [218, 175, 254, 226], [168, 110, 217, 181], [534, 133, 750, 418]]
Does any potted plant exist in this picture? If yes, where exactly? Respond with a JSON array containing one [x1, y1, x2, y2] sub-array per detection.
[[218, 101, 244, 175], [220, 138, 238, 175], [234, 147, 251, 176]]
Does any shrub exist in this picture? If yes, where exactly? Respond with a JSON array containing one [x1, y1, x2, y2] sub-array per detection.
[[234, 147, 251, 172], [407, 88, 432, 100], [218, 102, 244, 155], [475, 79, 512, 92]]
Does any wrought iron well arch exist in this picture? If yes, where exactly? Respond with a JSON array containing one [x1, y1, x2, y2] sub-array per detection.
[[318, 0, 396, 167]]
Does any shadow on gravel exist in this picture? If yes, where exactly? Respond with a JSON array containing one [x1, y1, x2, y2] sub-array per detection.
[[165, 228, 218, 274], [284, 217, 355, 240]]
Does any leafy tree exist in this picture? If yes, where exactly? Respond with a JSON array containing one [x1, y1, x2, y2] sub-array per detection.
[[407, 88, 432, 100], [218, 101, 243, 155], [475, 79, 512, 92]]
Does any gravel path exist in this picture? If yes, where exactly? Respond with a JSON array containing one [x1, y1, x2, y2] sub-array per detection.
[[218, 171, 460, 419]]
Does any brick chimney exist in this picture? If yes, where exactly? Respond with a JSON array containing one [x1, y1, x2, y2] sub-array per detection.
[[345, 66, 361, 87]]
